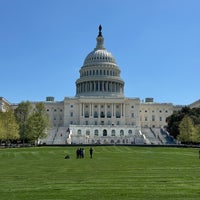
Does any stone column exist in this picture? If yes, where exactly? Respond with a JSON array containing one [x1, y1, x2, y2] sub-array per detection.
[[80, 103, 82, 117]]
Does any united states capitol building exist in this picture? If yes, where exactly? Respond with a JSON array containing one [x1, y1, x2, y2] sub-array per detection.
[[1, 26, 199, 145]]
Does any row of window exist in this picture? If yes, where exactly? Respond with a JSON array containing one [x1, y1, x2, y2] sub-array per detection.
[[77, 129, 133, 137], [81, 68, 118, 77], [140, 110, 169, 113], [141, 116, 163, 122]]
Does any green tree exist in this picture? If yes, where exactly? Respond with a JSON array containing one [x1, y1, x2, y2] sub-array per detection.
[[26, 103, 49, 144], [166, 107, 200, 142], [178, 115, 195, 143], [194, 124, 200, 143], [0, 110, 19, 143], [14, 101, 32, 143]]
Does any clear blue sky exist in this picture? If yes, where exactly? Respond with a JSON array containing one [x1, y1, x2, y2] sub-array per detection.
[[0, 0, 199, 105]]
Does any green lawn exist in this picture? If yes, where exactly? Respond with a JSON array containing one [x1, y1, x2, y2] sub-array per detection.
[[0, 146, 199, 200]]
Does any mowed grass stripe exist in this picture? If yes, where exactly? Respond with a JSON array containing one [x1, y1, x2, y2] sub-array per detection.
[[0, 146, 200, 200]]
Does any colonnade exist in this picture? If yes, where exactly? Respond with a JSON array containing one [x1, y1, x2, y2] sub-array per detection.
[[79, 103, 125, 118], [76, 81, 124, 94]]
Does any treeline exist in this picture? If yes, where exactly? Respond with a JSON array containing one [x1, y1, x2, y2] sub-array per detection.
[[166, 107, 200, 144], [0, 101, 49, 145]]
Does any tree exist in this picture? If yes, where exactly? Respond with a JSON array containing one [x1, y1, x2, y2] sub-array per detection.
[[194, 124, 200, 143], [178, 115, 195, 143], [26, 103, 49, 144], [0, 110, 19, 143], [14, 101, 32, 143], [166, 107, 200, 142]]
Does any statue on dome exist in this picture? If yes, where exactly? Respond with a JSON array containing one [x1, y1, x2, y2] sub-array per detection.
[[98, 25, 102, 37]]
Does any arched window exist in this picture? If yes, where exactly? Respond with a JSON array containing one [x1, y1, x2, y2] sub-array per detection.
[[103, 129, 107, 136], [77, 129, 81, 135], [111, 130, 115, 136], [94, 129, 98, 136], [120, 130, 124, 136], [86, 130, 90, 136], [128, 130, 133, 135]]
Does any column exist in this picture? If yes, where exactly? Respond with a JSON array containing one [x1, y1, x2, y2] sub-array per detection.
[[83, 103, 85, 117], [98, 104, 100, 118], [105, 103, 107, 118], [80, 103, 82, 117]]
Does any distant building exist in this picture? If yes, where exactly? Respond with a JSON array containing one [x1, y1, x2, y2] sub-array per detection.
[[2, 26, 199, 145], [0, 97, 11, 112]]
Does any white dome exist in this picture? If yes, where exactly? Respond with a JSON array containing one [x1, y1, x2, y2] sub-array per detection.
[[76, 25, 124, 97], [83, 49, 116, 66]]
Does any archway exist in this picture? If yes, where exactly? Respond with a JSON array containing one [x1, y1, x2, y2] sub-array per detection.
[[103, 129, 107, 136]]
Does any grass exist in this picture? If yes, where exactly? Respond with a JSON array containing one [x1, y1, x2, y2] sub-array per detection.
[[0, 146, 200, 200]]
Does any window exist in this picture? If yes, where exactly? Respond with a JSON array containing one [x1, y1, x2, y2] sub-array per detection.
[[131, 113, 134, 118], [77, 129, 81, 135], [116, 112, 120, 118], [85, 111, 89, 118], [94, 111, 98, 118], [107, 112, 111, 118], [70, 112, 73, 117], [103, 129, 107, 136], [101, 112, 105, 118], [94, 130, 98, 136], [120, 130, 124, 136], [128, 130, 132, 135], [86, 130, 90, 136], [152, 115, 155, 121], [111, 130, 115, 136]]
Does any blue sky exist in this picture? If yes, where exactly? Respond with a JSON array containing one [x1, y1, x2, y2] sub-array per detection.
[[0, 0, 199, 105]]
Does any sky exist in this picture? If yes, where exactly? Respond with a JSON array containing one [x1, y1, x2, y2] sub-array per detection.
[[0, 0, 200, 105]]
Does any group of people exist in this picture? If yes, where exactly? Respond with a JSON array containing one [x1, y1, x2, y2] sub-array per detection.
[[76, 147, 93, 159]]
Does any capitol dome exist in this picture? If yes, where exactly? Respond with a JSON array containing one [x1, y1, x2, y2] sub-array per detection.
[[76, 25, 124, 97]]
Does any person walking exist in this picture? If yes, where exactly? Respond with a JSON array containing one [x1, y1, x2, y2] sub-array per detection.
[[89, 147, 93, 158]]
